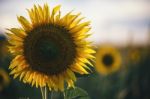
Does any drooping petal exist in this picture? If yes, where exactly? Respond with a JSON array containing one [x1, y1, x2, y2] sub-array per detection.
[[51, 5, 61, 23]]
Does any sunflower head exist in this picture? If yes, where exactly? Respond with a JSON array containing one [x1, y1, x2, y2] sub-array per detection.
[[7, 4, 95, 91], [0, 68, 10, 91], [95, 45, 122, 75]]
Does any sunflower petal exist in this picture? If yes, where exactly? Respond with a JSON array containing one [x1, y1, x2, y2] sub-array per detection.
[[17, 16, 32, 31], [69, 17, 85, 28], [8, 28, 26, 38], [43, 3, 50, 23], [37, 5, 44, 23], [66, 69, 76, 81], [70, 21, 90, 33], [51, 5, 61, 22]]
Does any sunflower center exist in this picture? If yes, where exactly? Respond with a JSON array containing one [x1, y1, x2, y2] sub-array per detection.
[[24, 24, 76, 75], [36, 37, 60, 62], [102, 54, 114, 67]]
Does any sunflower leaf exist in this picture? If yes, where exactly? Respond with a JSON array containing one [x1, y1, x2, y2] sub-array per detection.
[[64, 87, 90, 99]]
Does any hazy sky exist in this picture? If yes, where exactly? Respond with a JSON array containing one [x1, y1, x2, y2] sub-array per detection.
[[0, 0, 150, 46]]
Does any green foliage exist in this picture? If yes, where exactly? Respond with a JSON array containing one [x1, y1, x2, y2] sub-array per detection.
[[64, 87, 90, 99]]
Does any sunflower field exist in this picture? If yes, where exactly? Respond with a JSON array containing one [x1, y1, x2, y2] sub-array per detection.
[[0, 1, 150, 99]]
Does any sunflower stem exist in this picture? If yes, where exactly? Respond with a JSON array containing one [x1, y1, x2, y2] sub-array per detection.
[[45, 86, 47, 99], [51, 91, 54, 99], [40, 87, 48, 99], [63, 92, 66, 99], [40, 87, 45, 99]]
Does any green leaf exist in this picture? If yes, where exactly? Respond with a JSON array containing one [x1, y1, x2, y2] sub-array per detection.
[[64, 87, 90, 99]]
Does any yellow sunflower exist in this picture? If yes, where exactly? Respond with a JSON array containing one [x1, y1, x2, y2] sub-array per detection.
[[95, 45, 121, 75], [0, 68, 10, 91], [6, 4, 95, 91]]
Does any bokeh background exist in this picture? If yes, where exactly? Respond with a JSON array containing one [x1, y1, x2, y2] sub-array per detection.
[[0, 0, 150, 99]]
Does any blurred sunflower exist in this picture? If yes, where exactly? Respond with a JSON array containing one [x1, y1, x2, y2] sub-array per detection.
[[128, 49, 141, 64], [0, 68, 10, 91], [6, 4, 95, 91], [0, 35, 7, 59], [95, 45, 122, 75]]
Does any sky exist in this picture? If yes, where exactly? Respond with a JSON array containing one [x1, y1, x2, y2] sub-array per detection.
[[0, 0, 150, 46]]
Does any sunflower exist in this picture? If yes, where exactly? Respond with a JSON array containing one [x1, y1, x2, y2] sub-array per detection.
[[95, 45, 121, 75], [0, 68, 10, 91], [128, 48, 141, 64], [6, 4, 95, 91]]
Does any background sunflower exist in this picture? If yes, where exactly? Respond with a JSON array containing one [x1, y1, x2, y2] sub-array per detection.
[[95, 45, 122, 75], [126, 47, 142, 65], [0, 68, 10, 91]]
